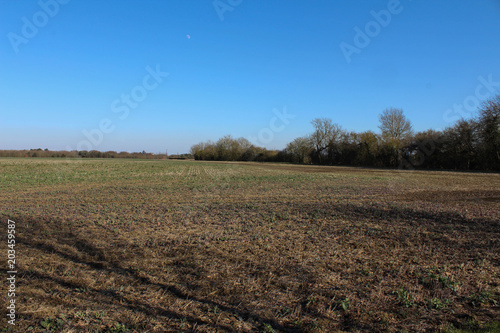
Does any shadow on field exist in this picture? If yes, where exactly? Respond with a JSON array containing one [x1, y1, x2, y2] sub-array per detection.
[[300, 200, 500, 263], [17, 216, 304, 332], [24, 269, 234, 331], [13, 198, 500, 331]]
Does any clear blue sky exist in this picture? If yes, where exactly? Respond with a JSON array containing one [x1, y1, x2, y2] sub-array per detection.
[[1, 1, 499, 153]]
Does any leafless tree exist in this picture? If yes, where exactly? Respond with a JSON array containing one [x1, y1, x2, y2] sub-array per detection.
[[378, 108, 413, 147], [378, 107, 413, 143], [378, 108, 413, 166], [310, 118, 343, 163]]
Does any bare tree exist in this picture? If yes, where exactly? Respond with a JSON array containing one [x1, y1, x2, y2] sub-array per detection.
[[378, 108, 413, 166], [378, 108, 413, 146], [310, 118, 343, 163], [237, 137, 253, 151]]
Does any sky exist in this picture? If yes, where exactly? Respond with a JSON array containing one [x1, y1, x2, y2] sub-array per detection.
[[1, 0, 500, 154]]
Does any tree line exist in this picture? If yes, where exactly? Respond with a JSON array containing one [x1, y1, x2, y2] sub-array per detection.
[[191, 95, 500, 171], [0, 149, 175, 160]]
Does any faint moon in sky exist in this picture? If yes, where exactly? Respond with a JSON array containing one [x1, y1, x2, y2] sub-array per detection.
[[186, 34, 191, 39]]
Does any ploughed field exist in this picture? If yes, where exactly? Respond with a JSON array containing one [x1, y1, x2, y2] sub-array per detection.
[[0, 158, 499, 332]]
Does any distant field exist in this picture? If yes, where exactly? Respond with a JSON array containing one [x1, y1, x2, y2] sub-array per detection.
[[1, 158, 499, 332]]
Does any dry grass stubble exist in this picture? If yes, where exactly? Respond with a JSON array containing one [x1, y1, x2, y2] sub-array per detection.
[[0, 159, 498, 332]]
